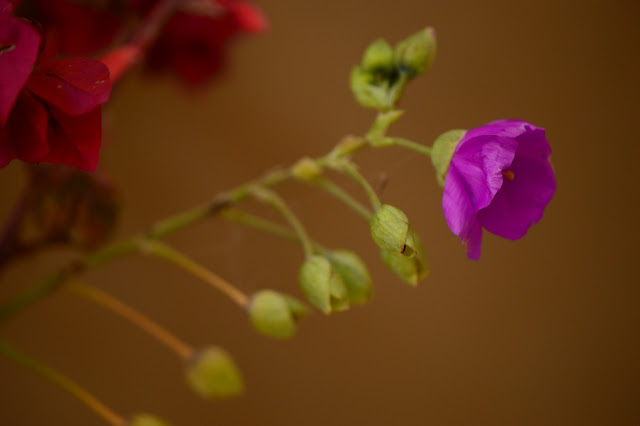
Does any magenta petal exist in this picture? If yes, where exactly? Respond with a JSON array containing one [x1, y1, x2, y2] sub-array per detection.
[[27, 58, 111, 116], [477, 154, 556, 240], [0, 126, 15, 167], [0, 9, 41, 125], [5, 90, 49, 161], [43, 106, 102, 172]]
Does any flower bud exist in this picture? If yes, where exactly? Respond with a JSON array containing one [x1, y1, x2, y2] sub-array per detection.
[[299, 254, 350, 314], [248, 290, 308, 339], [185, 347, 244, 399], [430, 129, 466, 186], [326, 250, 373, 305], [394, 27, 436, 76], [291, 157, 322, 181], [349, 66, 389, 110], [362, 38, 394, 72], [129, 414, 171, 426], [380, 230, 429, 286], [370, 205, 416, 256]]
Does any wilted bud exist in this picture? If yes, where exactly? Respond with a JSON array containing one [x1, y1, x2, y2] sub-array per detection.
[[370, 205, 416, 256], [291, 157, 323, 181], [380, 230, 429, 286], [362, 38, 394, 72], [185, 347, 244, 399], [326, 250, 373, 305], [430, 129, 466, 187], [394, 27, 436, 76], [349, 66, 389, 110], [129, 414, 171, 426], [299, 255, 350, 314], [248, 290, 308, 339]]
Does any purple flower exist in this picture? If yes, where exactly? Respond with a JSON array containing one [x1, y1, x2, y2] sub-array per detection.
[[442, 120, 556, 259]]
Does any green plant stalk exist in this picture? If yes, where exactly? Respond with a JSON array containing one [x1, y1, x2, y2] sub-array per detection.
[[330, 159, 382, 211], [0, 118, 431, 323], [308, 176, 373, 220], [67, 282, 193, 360], [0, 339, 126, 426], [139, 239, 249, 308], [250, 187, 315, 256]]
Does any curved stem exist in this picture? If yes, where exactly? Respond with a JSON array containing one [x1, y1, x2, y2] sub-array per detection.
[[139, 239, 249, 309], [67, 282, 193, 360], [250, 187, 314, 256], [309, 176, 373, 221], [0, 339, 125, 426], [389, 137, 431, 156], [329, 159, 382, 211]]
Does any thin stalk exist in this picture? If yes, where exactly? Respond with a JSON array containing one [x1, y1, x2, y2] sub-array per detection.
[[139, 239, 249, 308], [309, 176, 373, 221], [390, 137, 431, 156], [330, 160, 382, 211], [67, 282, 193, 360], [250, 187, 314, 256], [0, 339, 125, 426]]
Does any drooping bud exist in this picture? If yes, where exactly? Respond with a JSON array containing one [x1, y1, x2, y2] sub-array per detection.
[[380, 229, 429, 286], [129, 414, 171, 426], [394, 27, 436, 76], [430, 129, 466, 186], [185, 347, 244, 399], [299, 255, 350, 314], [326, 250, 373, 305], [248, 290, 308, 339], [370, 205, 416, 256], [362, 38, 394, 73], [349, 66, 389, 110]]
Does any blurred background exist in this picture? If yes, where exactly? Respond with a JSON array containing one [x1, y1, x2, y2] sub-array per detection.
[[1, 0, 639, 424]]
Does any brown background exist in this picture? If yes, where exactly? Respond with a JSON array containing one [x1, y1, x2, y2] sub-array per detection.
[[1, 0, 640, 425]]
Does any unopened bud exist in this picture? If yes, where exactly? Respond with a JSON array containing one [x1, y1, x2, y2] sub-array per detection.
[[291, 157, 322, 181], [129, 414, 171, 426], [349, 66, 389, 110], [380, 230, 429, 286], [370, 205, 416, 255], [248, 290, 308, 339], [394, 27, 436, 76], [299, 255, 350, 314], [185, 347, 244, 399], [430, 129, 466, 186], [326, 250, 373, 305], [362, 38, 394, 72]]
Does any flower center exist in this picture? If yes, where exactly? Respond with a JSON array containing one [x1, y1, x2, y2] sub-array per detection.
[[502, 169, 515, 181]]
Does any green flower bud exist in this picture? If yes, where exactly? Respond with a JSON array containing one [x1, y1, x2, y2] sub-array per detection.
[[394, 27, 436, 76], [248, 290, 308, 339], [362, 38, 394, 72], [431, 129, 466, 186], [370, 204, 416, 256], [326, 250, 373, 305], [185, 347, 244, 399], [349, 66, 389, 110], [299, 254, 350, 314], [291, 157, 323, 181], [129, 414, 171, 426], [380, 230, 429, 286]]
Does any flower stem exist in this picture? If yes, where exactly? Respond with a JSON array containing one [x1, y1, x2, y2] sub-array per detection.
[[389, 137, 431, 156], [0, 339, 125, 426], [250, 187, 314, 256], [138, 239, 249, 308], [308, 176, 373, 221], [66, 282, 193, 360], [329, 159, 382, 211]]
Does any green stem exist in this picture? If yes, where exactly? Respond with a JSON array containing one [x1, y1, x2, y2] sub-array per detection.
[[250, 187, 314, 256], [0, 339, 126, 426], [67, 282, 193, 360], [389, 137, 431, 156], [308, 176, 373, 221], [329, 159, 382, 211], [139, 239, 249, 308]]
